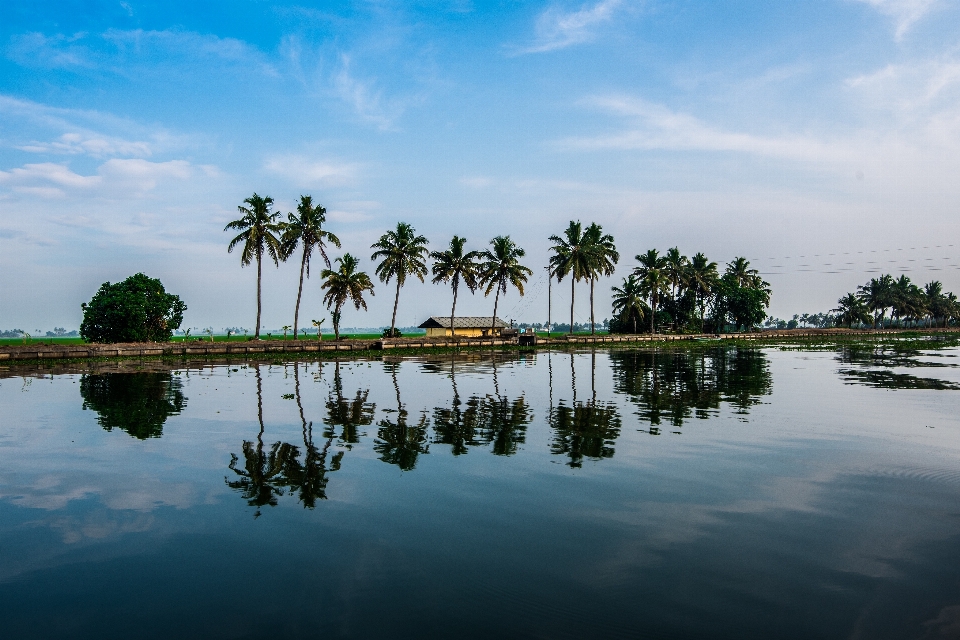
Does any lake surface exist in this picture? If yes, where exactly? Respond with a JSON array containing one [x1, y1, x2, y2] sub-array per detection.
[[2, 339, 960, 639]]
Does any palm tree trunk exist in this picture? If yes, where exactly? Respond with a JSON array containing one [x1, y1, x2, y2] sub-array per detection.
[[491, 285, 501, 334], [334, 303, 342, 341], [390, 278, 401, 335], [570, 277, 575, 334], [590, 278, 595, 334], [255, 248, 263, 339], [450, 278, 459, 338], [650, 293, 656, 334], [293, 247, 308, 340]]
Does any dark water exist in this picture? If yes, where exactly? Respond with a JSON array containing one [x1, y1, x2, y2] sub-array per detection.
[[2, 340, 960, 639]]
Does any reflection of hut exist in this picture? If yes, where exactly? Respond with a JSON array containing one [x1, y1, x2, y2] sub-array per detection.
[[419, 316, 508, 338]]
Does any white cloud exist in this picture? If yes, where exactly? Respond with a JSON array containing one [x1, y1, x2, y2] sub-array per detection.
[[264, 155, 358, 188], [560, 95, 865, 163], [332, 54, 403, 129], [517, 0, 622, 54], [0, 159, 193, 199], [17, 132, 153, 158], [853, 0, 940, 40]]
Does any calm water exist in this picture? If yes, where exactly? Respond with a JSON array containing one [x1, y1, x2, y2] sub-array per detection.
[[2, 340, 960, 639]]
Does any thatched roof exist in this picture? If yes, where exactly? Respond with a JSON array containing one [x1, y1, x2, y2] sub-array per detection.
[[419, 316, 508, 329]]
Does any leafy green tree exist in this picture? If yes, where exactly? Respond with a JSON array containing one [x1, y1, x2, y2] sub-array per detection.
[[634, 249, 669, 334], [80, 372, 186, 439], [832, 292, 871, 328], [891, 274, 924, 326], [584, 223, 618, 334], [281, 195, 341, 339], [320, 254, 375, 340], [548, 221, 592, 334], [80, 273, 186, 343], [479, 235, 533, 333], [430, 236, 481, 338], [610, 274, 647, 334], [370, 222, 429, 337], [225, 193, 283, 339]]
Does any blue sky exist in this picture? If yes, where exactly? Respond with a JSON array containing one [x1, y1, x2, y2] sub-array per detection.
[[2, 0, 960, 331]]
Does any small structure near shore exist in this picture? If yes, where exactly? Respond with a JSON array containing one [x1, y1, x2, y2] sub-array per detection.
[[418, 316, 508, 338]]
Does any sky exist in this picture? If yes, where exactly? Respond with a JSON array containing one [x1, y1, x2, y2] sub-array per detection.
[[2, 0, 960, 332]]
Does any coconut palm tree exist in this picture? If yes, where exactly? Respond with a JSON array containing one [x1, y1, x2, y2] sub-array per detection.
[[548, 221, 592, 334], [858, 274, 894, 328], [320, 254, 375, 340], [430, 236, 481, 338], [584, 223, 618, 334], [611, 274, 646, 334], [832, 292, 871, 328], [726, 256, 763, 289], [225, 193, 283, 339], [634, 249, 670, 334], [924, 281, 946, 327], [687, 252, 719, 330], [478, 236, 533, 333], [663, 247, 689, 300], [281, 196, 341, 339], [370, 222, 429, 337]]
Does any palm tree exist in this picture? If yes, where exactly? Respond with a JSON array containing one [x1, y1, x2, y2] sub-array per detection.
[[548, 221, 591, 334], [726, 256, 763, 289], [370, 222, 429, 337], [687, 252, 719, 330], [584, 223, 618, 334], [858, 274, 894, 328], [924, 281, 945, 327], [634, 249, 669, 334], [281, 195, 341, 339], [225, 193, 283, 339], [430, 236, 481, 338], [478, 236, 533, 333], [832, 292, 871, 328], [611, 274, 646, 334], [320, 254, 375, 340], [663, 247, 689, 300]]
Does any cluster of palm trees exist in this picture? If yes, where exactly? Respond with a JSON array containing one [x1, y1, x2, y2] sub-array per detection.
[[609, 250, 771, 334], [832, 274, 959, 328], [226, 193, 532, 339]]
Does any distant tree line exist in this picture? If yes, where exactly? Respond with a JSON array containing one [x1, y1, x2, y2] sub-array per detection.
[[608, 250, 771, 334], [831, 275, 960, 328]]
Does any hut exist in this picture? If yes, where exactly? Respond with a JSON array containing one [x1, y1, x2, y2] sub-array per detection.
[[418, 316, 509, 338]]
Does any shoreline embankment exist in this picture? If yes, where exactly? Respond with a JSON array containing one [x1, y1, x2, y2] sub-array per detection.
[[1, 327, 955, 368]]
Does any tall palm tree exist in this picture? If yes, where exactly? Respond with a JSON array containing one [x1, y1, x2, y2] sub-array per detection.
[[548, 221, 591, 334], [687, 252, 719, 330], [370, 222, 429, 337], [663, 247, 689, 300], [320, 254, 375, 340], [225, 193, 283, 339], [726, 256, 763, 289], [281, 195, 341, 340], [634, 249, 669, 334], [584, 223, 618, 334], [832, 292, 871, 328], [858, 274, 894, 328], [430, 236, 481, 338], [611, 274, 646, 334], [924, 281, 945, 327], [478, 235, 533, 333]]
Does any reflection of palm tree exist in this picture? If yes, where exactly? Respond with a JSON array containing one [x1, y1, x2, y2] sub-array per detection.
[[285, 362, 344, 508], [374, 362, 430, 470], [476, 394, 531, 456], [433, 356, 481, 455], [323, 360, 376, 448], [549, 400, 622, 468], [226, 366, 295, 517], [610, 347, 772, 427]]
